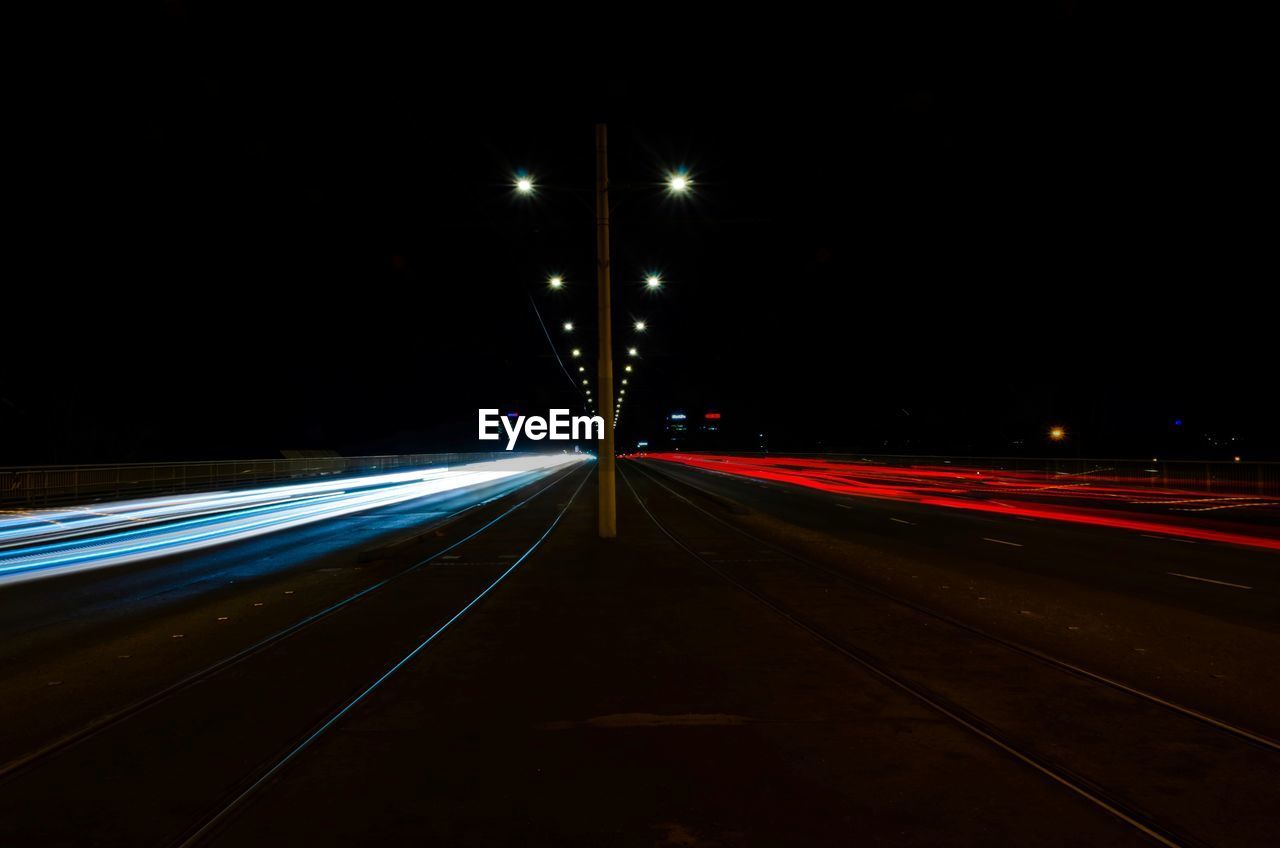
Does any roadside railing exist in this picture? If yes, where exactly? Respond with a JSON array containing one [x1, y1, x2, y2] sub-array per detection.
[[699, 452, 1280, 497], [0, 453, 517, 508]]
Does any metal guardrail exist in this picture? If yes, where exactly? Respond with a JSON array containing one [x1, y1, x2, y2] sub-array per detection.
[[0, 453, 518, 508], [702, 452, 1280, 497]]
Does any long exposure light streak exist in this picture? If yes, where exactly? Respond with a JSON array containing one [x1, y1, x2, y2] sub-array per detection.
[[642, 453, 1280, 552], [0, 455, 587, 585]]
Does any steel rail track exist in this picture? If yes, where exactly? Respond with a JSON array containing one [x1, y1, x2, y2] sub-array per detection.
[[0, 462, 590, 782]]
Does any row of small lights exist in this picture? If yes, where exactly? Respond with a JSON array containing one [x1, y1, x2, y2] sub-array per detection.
[[521, 170, 692, 431], [556, 275, 654, 426]]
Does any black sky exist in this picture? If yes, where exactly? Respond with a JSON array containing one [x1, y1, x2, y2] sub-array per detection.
[[4, 6, 1273, 464]]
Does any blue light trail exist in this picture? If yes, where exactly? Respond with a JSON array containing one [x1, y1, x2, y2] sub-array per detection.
[[0, 455, 587, 585]]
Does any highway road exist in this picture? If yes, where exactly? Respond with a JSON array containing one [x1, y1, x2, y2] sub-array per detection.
[[0, 456, 590, 845], [635, 454, 1280, 739], [0, 453, 1276, 846]]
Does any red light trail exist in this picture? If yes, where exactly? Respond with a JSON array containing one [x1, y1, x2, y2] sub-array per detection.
[[640, 453, 1280, 552]]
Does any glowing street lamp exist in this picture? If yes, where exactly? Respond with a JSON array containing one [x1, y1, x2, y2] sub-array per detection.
[[515, 175, 534, 194], [548, 275, 564, 289], [666, 172, 691, 193], [634, 320, 646, 331], [645, 274, 662, 289], [563, 321, 574, 332], [1049, 426, 1066, 441], [571, 348, 581, 358], [628, 347, 638, 357]]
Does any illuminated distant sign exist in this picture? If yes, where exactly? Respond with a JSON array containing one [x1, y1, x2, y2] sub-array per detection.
[[637, 441, 649, 448], [669, 413, 687, 420], [705, 412, 721, 420]]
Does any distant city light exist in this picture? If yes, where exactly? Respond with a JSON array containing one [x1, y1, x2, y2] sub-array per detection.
[[1049, 426, 1066, 441]]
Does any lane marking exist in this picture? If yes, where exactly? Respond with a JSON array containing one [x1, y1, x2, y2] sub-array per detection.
[[619, 465, 1189, 848], [1167, 572, 1252, 590], [890, 518, 915, 525], [835, 503, 853, 509], [1141, 534, 1165, 540], [983, 537, 1023, 547], [630, 458, 1280, 755]]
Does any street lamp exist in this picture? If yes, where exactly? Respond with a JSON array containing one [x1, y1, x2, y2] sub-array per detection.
[[563, 321, 574, 332], [1049, 426, 1066, 441], [628, 347, 638, 356], [511, 127, 690, 538]]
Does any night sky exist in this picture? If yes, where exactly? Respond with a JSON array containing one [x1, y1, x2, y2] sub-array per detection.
[[5, 6, 1272, 464]]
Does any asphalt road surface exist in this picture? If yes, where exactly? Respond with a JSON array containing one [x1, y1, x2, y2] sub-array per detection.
[[0, 457, 1275, 847]]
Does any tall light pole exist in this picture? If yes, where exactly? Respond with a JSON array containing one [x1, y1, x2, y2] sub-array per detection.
[[595, 123, 617, 537]]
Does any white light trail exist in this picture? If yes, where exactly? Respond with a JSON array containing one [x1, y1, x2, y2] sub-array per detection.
[[0, 455, 587, 585]]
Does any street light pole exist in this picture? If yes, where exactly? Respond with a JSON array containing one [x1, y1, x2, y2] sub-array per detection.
[[595, 123, 617, 538]]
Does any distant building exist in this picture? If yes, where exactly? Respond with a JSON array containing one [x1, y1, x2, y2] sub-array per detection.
[[666, 411, 689, 446]]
